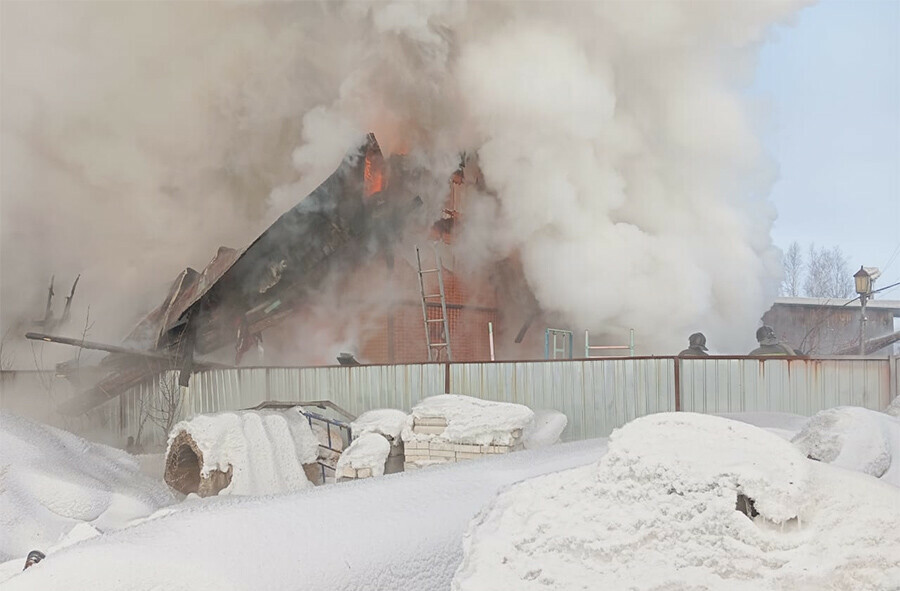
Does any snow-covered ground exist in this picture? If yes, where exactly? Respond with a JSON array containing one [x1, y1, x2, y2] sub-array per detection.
[[2, 437, 608, 590], [4, 407, 897, 590], [0, 414, 175, 571], [452, 412, 900, 591]]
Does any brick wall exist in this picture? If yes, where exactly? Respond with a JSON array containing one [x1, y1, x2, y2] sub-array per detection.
[[338, 253, 499, 363]]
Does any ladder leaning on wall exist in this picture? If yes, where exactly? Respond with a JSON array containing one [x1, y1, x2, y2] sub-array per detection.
[[415, 244, 452, 362]]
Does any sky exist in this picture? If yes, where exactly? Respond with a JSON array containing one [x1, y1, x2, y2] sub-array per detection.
[[752, 0, 900, 300]]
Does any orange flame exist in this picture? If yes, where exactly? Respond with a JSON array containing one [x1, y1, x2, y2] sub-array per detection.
[[364, 149, 385, 197]]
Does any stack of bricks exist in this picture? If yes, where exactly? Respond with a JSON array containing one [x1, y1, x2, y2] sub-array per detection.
[[337, 465, 374, 480], [403, 417, 524, 471]]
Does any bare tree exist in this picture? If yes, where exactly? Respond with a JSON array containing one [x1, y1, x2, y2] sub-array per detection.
[[136, 370, 183, 448], [781, 241, 804, 297], [803, 244, 852, 299], [75, 306, 94, 368]]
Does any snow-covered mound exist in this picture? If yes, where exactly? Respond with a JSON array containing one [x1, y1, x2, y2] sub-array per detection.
[[453, 413, 900, 591], [2, 438, 609, 590], [522, 409, 567, 449], [0, 414, 175, 563], [336, 433, 391, 478], [716, 411, 809, 441], [351, 408, 408, 441], [165, 408, 320, 496], [885, 395, 900, 417], [792, 406, 900, 487], [402, 394, 534, 445]]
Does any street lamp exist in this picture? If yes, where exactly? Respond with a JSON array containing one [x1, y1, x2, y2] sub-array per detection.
[[853, 266, 880, 356]]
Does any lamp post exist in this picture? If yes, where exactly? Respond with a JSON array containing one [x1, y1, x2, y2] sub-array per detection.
[[853, 266, 879, 356]]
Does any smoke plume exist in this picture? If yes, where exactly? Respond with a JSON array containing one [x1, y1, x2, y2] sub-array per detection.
[[1, 1, 806, 366]]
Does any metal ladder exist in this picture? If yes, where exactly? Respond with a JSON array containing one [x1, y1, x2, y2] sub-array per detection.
[[415, 244, 452, 361]]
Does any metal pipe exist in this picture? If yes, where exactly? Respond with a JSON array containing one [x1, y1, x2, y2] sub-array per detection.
[[860, 294, 868, 357], [488, 322, 495, 361]]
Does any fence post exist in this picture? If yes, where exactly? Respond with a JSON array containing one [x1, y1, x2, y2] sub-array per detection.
[[891, 355, 899, 402], [445, 362, 451, 394], [673, 358, 682, 411]]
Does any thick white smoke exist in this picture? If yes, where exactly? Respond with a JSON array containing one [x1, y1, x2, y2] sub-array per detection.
[[1, 1, 806, 366]]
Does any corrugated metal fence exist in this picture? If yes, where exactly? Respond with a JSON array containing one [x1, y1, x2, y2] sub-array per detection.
[[679, 357, 891, 415], [83, 356, 897, 446]]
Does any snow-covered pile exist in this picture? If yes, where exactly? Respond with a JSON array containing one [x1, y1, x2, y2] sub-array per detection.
[[166, 408, 320, 496], [792, 406, 900, 487], [351, 408, 408, 442], [402, 394, 534, 445], [522, 409, 568, 449], [453, 412, 900, 591], [0, 414, 175, 564], [336, 433, 391, 478]]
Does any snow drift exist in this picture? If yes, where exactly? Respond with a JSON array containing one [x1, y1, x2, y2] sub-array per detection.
[[165, 408, 320, 497], [522, 409, 568, 449], [0, 414, 174, 563], [402, 394, 534, 445], [792, 406, 900, 487], [453, 412, 900, 591]]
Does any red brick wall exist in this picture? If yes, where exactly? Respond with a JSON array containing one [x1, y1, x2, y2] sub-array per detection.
[[356, 266, 500, 364]]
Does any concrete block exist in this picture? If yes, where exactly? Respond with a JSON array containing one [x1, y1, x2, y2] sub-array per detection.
[[428, 441, 454, 452], [340, 466, 357, 479], [414, 417, 448, 427], [357, 467, 372, 479], [429, 449, 456, 458], [413, 425, 445, 435], [453, 443, 481, 453], [456, 452, 483, 460]]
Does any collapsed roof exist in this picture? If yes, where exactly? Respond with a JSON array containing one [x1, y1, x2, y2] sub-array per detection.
[[43, 134, 422, 414]]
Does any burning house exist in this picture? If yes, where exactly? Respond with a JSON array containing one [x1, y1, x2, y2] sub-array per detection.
[[30, 134, 545, 415]]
